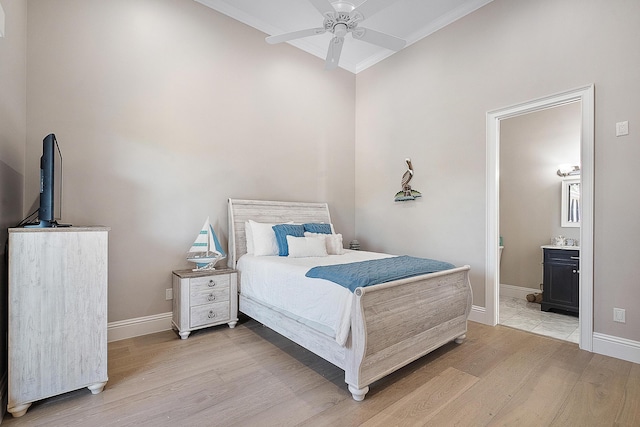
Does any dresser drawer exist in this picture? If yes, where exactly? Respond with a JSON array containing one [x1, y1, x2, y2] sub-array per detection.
[[190, 274, 230, 293], [190, 301, 230, 328], [190, 287, 230, 306]]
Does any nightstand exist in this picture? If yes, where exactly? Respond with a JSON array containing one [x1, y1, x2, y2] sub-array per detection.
[[172, 268, 238, 339]]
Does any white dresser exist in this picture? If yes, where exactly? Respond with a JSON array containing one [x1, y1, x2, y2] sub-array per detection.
[[7, 227, 109, 418], [172, 268, 238, 339]]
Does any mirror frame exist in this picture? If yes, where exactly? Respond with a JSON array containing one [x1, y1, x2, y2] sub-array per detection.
[[561, 177, 580, 227]]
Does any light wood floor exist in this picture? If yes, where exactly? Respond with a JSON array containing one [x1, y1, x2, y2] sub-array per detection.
[[3, 318, 640, 426]]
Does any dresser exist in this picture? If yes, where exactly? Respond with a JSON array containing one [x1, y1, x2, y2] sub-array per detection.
[[7, 227, 109, 417], [541, 246, 579, 315], [172, 268, 238, 339]]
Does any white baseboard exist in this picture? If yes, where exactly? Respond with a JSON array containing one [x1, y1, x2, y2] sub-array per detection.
[[593, 332, 640, 365], [500, 284, 541, 300], [468, 305, 487, 324], [107, 312, 173, 342]]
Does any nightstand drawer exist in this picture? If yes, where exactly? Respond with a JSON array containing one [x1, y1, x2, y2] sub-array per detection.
[[190, 301, 229, 328], [190, 275, 230, 293], [190, 287, 229, 306]]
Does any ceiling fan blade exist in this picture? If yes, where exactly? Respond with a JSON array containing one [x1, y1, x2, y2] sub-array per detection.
[[351, 0, 394, 21], [266, 27, 326, 44], [351, 27, 406, 51], [308, 0, 336, 18], [325, 36, 344, 70]]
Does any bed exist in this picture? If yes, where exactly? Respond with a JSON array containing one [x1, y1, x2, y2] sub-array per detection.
[[227, 199, 472, 401]]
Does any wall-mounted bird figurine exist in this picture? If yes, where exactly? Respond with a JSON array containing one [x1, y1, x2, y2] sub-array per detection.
[[394, 158, 422, 202]]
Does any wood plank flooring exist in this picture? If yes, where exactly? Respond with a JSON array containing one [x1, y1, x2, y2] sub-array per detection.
[[2, 318, 639, 426]]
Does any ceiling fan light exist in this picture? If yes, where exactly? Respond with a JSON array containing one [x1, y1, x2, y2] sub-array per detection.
[[334, 23, 348, 37], [331, 1, 355, 13]]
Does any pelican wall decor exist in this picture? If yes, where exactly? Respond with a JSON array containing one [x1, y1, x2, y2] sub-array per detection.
[[394, 158, 422, 202]]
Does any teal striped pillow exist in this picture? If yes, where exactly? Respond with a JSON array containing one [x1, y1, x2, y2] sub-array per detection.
[[303, 223, 332, 234]]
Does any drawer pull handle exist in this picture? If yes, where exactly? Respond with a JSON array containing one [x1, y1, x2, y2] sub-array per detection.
[[208, 280, 216, 287], [208, 310, 216, 319], [573, 269, 578, 273], [207, 294, 216, 302]]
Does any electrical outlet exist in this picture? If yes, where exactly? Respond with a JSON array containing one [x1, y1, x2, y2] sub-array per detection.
[[166, 288, 173, 300], [613, 308, 625, 323]]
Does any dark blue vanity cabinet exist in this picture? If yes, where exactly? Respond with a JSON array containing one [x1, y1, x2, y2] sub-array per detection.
[[541, 247, 579, 315]]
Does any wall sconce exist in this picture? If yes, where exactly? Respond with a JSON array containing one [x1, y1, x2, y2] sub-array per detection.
[[556, 164, 580, 177]]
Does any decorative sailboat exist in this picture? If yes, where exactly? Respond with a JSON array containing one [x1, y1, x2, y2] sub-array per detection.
[[187, 217, 226, 271]]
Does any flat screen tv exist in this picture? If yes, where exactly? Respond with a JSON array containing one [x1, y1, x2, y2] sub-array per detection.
[[26, 133, 67, 228]]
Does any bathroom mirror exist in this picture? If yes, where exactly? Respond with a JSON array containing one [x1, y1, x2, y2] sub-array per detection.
[[561, 177, 580, 227]]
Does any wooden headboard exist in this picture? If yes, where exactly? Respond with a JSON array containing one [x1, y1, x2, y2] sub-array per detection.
[[227, 199, 332, 268]]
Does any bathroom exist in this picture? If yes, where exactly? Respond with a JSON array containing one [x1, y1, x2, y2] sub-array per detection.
[[499, 101, 581, 342]]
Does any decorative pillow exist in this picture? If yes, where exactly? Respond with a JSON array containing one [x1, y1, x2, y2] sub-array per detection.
[[272, 224, 305, 256], [303, 223, 333, 234], [287, 236, 328, 258], [304, 232, 345, 255], [248, 220, 286, 257], [325, 233, 345, 255]]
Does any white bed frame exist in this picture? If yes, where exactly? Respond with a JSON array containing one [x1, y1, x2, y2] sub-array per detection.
[[228, 199, 472, 401]]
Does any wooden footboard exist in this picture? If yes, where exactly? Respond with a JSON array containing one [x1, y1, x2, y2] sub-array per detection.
[[344, 265, 472, 400], [228, 199, 473, 401]]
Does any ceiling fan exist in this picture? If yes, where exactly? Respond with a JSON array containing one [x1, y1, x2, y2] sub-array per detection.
[[266, 0, 406, 70]]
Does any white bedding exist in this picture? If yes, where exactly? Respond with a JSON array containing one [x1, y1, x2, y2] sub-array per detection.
[[237, 250, 392, 346]]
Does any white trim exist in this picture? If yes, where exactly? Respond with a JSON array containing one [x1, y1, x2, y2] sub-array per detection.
[[405, 0, 493, 48], [107, 312, 173, 342], [500, 284, 540, 300], [593, 333, 640, 365], [0, 3, 5, 38], [486, 85, 595, 352], [468, 304, 487, 323]]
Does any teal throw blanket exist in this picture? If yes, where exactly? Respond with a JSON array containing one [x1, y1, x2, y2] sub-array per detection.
[[305, 256, 455, 292]]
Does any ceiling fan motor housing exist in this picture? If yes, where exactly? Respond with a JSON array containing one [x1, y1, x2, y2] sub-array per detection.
[[323, 1, 363, 35]]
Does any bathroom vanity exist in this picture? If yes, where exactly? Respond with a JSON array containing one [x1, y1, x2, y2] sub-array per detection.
[[541, 246, 579, 315]]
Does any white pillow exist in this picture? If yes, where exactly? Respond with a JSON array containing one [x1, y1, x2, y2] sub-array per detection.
[[287, 236, 328, 258], [304, 232, 345, 255], [326, 233, 345, 255], [248, 220, 281, 256], [246, 220, 295, 256], [244, 221, 254, 254]]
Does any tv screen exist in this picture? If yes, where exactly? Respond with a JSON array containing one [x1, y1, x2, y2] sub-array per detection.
[[26, 133, 64, 228]]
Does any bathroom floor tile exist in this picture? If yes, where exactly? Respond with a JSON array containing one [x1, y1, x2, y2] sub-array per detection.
[[499, 296, 579, 344]]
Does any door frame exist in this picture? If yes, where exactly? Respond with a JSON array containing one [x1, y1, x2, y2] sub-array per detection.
[[486, 85, 594, 351]]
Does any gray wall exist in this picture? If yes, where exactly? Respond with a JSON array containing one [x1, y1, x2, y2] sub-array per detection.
[[0, 0, 26, 232], [355, 0, 640, 341], [26, 0, 356, 322], [0, 0, 27, 417], [500, 102, 581, 290]]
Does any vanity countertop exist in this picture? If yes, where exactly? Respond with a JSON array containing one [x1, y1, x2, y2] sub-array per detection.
[[540, 245, 580, 250]]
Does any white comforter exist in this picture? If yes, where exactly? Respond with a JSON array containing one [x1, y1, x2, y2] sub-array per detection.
[[237, 250, 392, 346]]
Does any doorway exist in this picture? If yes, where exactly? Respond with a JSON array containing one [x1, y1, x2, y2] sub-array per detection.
[[486, 86, 594, 351], [499, 102, 581, 342]]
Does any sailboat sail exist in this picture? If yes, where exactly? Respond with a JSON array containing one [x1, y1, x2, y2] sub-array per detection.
[[209, 223, 226, 257], [189, 217, 212, 254]]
